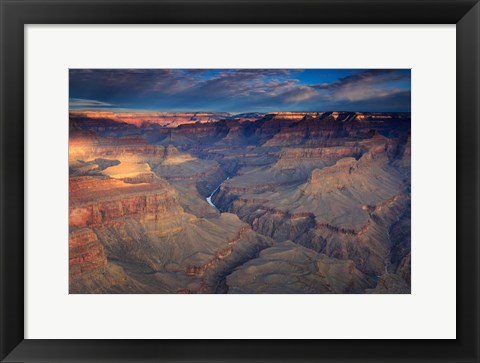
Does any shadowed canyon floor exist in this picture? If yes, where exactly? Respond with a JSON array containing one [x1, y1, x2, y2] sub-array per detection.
[[69, 111, 411, 293]]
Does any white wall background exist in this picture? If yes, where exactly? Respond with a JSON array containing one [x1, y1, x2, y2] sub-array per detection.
[[25, 25, 456, 339]]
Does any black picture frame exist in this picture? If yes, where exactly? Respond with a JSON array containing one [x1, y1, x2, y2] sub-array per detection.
[[1, 0, 479, 362]]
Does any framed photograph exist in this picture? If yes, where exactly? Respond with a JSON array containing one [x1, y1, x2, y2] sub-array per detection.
[[1, 0, 478, 362]]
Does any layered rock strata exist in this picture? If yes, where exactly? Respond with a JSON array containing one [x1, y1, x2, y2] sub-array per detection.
[[69, 111, 411, 293]]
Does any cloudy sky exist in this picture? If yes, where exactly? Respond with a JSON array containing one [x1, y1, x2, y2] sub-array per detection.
[[69, 69, 411, 113]]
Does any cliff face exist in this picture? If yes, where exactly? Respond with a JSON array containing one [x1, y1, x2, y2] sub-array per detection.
[[69, 177, 183, 230], [69, 111, 411, 293], [69, 228, 107, 277], [70, 111, 231, 127], [69, 227, 155, 294], [263, 113, 348, 147], [69, 135, 164, 165]]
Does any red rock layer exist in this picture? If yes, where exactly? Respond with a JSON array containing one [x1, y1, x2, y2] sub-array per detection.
[[69, 176, 182, 228], [69, 228, 107, 276]]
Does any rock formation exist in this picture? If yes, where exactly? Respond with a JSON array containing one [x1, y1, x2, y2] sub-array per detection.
[[69, 111, 411, 293]]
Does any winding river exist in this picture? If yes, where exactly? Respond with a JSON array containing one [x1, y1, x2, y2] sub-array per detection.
[[206, 177, 230, 210]]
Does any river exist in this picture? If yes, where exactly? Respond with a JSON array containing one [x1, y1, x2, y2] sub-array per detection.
[[206, 177, 230, 210]]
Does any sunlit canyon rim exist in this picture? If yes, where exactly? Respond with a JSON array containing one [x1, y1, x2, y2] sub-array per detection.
[[69, 69, 411, 294]]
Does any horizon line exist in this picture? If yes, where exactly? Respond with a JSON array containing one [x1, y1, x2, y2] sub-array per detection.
[[69, 110, 412, 114]]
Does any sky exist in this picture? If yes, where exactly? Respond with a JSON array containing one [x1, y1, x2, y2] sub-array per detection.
[[69, 69, 411, 113]]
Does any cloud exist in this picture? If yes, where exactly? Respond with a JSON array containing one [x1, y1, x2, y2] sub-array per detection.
[[69, 98, 115, 108], [313, 69, 410, 102], [324, 90, 411, 112], [69, 69, 410, 112]]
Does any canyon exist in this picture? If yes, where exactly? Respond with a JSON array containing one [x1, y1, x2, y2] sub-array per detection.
[[69, 111, 411, 294]]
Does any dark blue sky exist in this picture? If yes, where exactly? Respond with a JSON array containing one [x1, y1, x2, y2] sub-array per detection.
[[69, 69, 411, 113]]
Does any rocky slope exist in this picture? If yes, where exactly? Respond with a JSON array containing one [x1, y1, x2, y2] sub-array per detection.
[[227, 241, 374, 294]]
